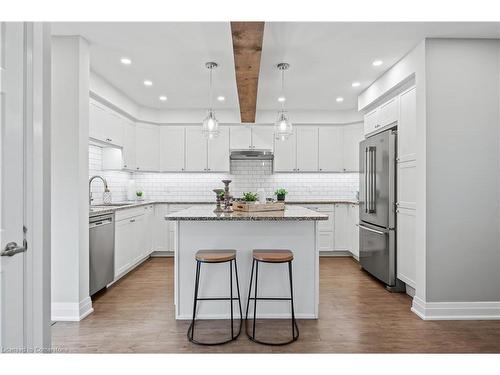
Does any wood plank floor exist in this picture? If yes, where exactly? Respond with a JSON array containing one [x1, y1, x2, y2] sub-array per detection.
[[51, 257, 500, 353]]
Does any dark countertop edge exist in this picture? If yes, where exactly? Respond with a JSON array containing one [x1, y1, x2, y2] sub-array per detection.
[[89, 200, 359, 217]]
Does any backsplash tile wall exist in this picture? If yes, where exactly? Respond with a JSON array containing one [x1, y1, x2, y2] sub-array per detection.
[[89, 146, 359, 203]]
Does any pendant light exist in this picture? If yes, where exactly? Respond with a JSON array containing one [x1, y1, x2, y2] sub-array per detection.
[[202, 62, 220, 139], [274, 62, 293, 141]]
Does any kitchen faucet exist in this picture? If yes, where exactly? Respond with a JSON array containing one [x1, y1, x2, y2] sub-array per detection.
[[89, 175, 109, 206]]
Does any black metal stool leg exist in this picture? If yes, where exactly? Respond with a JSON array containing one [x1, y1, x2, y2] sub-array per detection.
[[245, 259, 255, 321], [252, 260, 259, 339], [188, 261, 201, 342], [288, 261, 299, 342], [230, 259, 234, 338], [234, 258, 243, 338]]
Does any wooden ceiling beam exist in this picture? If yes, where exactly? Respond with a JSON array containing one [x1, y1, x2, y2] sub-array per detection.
[[230, 22, 265, 123]]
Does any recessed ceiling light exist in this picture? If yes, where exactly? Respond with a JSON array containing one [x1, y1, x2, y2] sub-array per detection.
[[159, 95, 167, 101], [120, 57, 132, 65], [336, 97, 344, 103], [143, 80, 153, 86], [217, 96, 225, 102], [372, 60, 383, 66], [351, 81, 361, 87], [278, 96, 286, 102]]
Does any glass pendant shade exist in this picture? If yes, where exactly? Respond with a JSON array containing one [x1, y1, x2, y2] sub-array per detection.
[[274, 110, 293, 140], [202, 109, 219, 139]]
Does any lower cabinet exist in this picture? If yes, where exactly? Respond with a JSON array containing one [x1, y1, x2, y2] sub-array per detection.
[[114, 205, 154, 279], [347, 204, 359, 259], [334, 203, 349, 250], [396, 207, 416, 288]]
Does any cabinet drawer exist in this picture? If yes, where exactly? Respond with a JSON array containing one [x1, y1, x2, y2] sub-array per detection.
[[115, 207, 146, 221]]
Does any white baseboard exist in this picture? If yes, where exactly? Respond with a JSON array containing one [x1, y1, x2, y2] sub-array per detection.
[[150, 250, 174, 257], [51, 296, 94, 322], [411, 296, 500, 320], [319, 251, 352, 257], [176, 313, 317, 320]]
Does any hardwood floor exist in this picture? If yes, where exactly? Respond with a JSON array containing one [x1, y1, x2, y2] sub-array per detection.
[[51, 257, 500, 353]]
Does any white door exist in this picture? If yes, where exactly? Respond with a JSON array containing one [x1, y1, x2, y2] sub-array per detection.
[[318, 126, 343, 172], [252, 125, 274, 150], [0, 22, 27, 350], [207, 127, 229, 172], [296, 126, 319, 172], [135, 123, 160, 171], [334, 204, 349, 250], [185, 127, 208, 171], [160, 126, 185, 171], [273, 131, 296, 172], [122, 119, 136, 170], [342, 123, 364, 172], [229, 125, 251, 149]]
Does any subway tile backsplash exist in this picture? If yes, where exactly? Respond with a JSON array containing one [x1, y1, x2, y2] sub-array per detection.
[[89, 145, 359, 203]]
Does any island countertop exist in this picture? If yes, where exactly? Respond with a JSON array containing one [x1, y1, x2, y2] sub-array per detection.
[[164, 204, 329, 221]]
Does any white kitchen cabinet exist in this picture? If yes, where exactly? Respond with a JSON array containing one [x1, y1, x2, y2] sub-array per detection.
[[303, 204, 335, 252], [130, 214, 147, 265], [251, 125, 274, 150], [153, 204, 170, 252], [348, 204, 359, 258], [398, 87, 417, 162], [185, 127, 208, 171], [377, 96, 399, 129], [89, 101, 124, 146], [207, 126, 230, 172], [318, 126, 343, 172], [296, 127, 319, 172], [135, 123, 160, 171], [114, 217, 135, 278], [396, 207, 416, 288], [168, 204, 192, 251], [334, 203, 349, 250], [102, 147, 123, 170], [230, 125, 252, 149], [122, 119, 136, 170], [273, 130, 296, 172], [342, 123, 364, 172], [363, 108, 378, 135], [160, 126, 185, 171]]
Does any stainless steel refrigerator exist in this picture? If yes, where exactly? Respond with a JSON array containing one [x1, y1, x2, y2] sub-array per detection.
[[359, 128, 403, 291]]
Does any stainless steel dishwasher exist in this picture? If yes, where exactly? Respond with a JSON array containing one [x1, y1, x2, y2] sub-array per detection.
[[89, 213, 115, 296]]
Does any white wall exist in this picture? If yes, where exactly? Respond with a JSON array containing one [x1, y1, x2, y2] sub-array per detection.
[[424, 39, 500, 303], [51, 36, 92, 321]]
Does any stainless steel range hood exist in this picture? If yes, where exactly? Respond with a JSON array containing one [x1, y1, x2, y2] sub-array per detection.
[[230, 149, 274, 160]]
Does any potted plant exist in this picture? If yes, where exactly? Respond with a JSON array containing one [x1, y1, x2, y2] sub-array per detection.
[[274, 188, 288, 202], [243, 192, 258, 203], [136, 190, 144, 201]]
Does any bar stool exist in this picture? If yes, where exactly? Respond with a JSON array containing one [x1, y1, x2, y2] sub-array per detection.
[[187, 249, 243, 345], [245, 249, 299, 345]]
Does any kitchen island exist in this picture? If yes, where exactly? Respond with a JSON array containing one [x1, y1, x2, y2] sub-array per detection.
[[165, 205, 328, 320]]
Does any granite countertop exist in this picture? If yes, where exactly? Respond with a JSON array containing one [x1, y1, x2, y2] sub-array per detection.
[[89, 199, 359, 218], [164, 204, 329, 221]]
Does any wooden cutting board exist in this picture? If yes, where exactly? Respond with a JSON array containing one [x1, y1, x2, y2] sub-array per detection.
[[232, 201, 285, 212]]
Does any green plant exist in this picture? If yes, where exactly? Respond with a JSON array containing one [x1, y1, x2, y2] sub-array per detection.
[[274, 188, 288, 197], [243, 192, 258, 202], [136, 190, 144, 197]]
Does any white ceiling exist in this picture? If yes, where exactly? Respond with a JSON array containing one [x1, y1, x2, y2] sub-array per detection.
[[52, 22, 500, 114]]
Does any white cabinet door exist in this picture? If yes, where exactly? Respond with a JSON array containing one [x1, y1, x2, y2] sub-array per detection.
[[135, 123, 160, 171], [167, 204, 192, 251], [364, 108, 378, 135], [318, 232, 335, 252], [185, 127, 208, 171], [252, 125, 275, 150], [122, 120, 136, 170], [208, 126, 230, 172], [318, 126, 343, 172], [131, 214, 146, 265], [296, 127, 318, 172], [89, 101, 108, 143], [396, 207, 416, 288], [342, 123, 364, 172], [377, 96, 399, 129], [348, 204, 359, 258], [153, 204, 169, 252], [114, 218, 133, 278], [398, 87, 416, 162], [102, 147, 123, 170], [230, 125, 252, 149], [106, 111, 124, 146], [273, 131, 296, 172], [334, 203, 349, 250], [160, 126, 185, 171]]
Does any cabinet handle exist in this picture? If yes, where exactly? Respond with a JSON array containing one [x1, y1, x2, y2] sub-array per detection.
[[136, 167, 140, 170], [124, 164, 127, 168], [130, 219, 136, 223]]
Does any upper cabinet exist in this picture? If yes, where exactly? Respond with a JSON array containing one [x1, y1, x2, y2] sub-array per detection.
[[160, 126, 185, 171], [185, 126, 230, 172], [398, 87, 416, 162], [342, 123, 364, 172], [273, 129, 296, 172], [296, 127, 318, 172], [135, 123, 160, 171], [318, 127, 343, 172], [363, 96, 400, 136], [122, 119, 136, 170], [89, 101, 124, 146], [229, 125, 274, 150]]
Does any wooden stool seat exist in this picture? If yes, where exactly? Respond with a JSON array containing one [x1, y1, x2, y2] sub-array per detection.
[[252, 249, 294, 263], [195, 249, 236, 263]]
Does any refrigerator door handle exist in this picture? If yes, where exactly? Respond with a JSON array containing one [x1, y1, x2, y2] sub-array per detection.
[[359, 224, 386, 235], [370, 146, 376, 213], [364, 147, 369, 213]]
